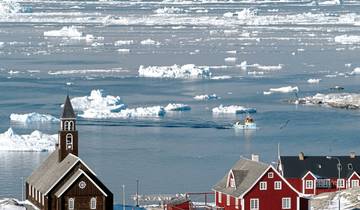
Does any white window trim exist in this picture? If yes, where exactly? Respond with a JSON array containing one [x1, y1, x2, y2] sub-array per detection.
[[235, 198, 239, 209], [250, 198, 259, 210], [69, 198, 74, 210], [259, 181, 267, 190], [337, 179, 345, 188], [218, 192, 222, 203], [282, 197, 291, 209], [29, 185, 31, 197], [268, 172, 274, 178], [275, 181, 282, 190], [226, 195, 230, 206], [351, 179, 359, 188], [90, 197, 97, 209], [305, 180, 313, 189]]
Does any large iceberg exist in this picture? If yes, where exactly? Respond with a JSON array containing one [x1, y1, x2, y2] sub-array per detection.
[[68, 89, 125, 112], [164, 103, 191, 111], [10, 113, 59, 124], [212, 105, 256, 114], [0, 128, 57, 152], [44, 26, 83, 38], [193, 94, 219, 101], [292, 93, 360, 109], [138, 64, 212, 79], [264, 86, 299, 95], [79, 106, 166, 119]]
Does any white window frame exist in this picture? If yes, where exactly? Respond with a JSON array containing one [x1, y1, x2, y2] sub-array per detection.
[[250, 198, 259, 210], [337, 179, 345, 188], [305, 180, 313, 189], [351, 179, 359, 188], [259, 181, 267, 190], [90, 197, 97, 209], [68, 198, 74, 210], [226, 195, 230, 206], [268, 172, 274, 178], [275, 181, 282, 190], [42, 195, 45, 206], [29, 185, 31, 197], [66, 133, 73, 150], [282, 197, 291, 209], [218, 192, 222, 203], [235, 198, 239, 209], [230, 177, 236, 188]]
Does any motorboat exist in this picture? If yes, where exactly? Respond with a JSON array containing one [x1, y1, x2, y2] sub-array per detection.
[[234, 116, 256, 130]]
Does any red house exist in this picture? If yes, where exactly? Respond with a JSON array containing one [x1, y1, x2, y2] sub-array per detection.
[[213, 156, 309, 210], [278, 152, 360, 195]]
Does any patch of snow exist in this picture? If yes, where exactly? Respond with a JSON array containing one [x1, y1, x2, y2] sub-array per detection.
[[0, 128, 57, 152], [264, 86, 299, 95], [0, 198, 25, 210], [307, 78, 321, 84], [10, 113, 59, 124], [138, 64, 212, 79], [164, 103, 191, 111], [193, 94, 219, 101], [334, 35, 360, 45], [212, 104, 256, 114]]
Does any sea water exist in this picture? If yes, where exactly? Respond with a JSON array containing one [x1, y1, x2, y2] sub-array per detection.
[[1, 0, 360, 204]]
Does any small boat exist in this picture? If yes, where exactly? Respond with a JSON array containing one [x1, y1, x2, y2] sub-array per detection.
[[234, 116, 257, 130]]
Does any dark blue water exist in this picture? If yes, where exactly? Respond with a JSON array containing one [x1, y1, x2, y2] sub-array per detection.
[[1, 0, 360, 204]]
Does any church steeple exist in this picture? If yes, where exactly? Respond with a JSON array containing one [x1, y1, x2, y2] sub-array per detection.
[[58, 95, 78, 162]]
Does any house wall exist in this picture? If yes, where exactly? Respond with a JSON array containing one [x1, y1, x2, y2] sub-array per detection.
[[243, 168, 303, 210], [214, 191, 241, 210], [348, 174, 360, 188], [302, 173, 316, 195]]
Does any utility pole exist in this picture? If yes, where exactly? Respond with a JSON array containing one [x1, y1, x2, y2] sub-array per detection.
[[122, 185, 126, 210], [21, 177, 24, 201], [136, 180, 139, 207]]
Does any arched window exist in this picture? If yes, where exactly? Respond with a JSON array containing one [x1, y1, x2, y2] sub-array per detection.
[[90, 197, 97, 209], [68, 198, 74, 210], [64, 121, 74, 131], [66, 133, 73, 150]]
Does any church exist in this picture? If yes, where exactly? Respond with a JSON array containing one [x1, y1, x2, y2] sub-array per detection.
[[25, 96, 113, 210]]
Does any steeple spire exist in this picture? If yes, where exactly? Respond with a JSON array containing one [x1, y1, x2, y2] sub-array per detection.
[[61, 95, 76, 119]]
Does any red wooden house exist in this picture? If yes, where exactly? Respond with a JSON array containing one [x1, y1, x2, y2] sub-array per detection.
[[213, 156, 309, 210], [278, 152, 360, 195]]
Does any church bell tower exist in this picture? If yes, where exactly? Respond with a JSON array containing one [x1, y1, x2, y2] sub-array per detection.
[[59, 95, 78, 162]]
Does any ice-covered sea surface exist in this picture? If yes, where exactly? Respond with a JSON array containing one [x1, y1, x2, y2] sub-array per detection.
[[2, 0, 360, 204]]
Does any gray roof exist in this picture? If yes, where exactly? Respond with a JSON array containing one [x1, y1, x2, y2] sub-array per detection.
[[26, 150, 80, 194], [212, 158, 269, 198], [61, 95, 76, 119]]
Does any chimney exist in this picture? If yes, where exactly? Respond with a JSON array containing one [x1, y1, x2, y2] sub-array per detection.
[[251, 154, 260, 162], [350, 152, 356, 159], [299, 152, 305, 160]]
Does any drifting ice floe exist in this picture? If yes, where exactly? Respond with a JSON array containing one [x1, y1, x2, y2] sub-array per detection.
[[211, 75, 232, 80], [68, 89, 125, 112], [0, 128, 57, 151], [10, 113, 59, 124], [293, 93, 360, 109], [307, 78, 321, 84], [154, 7, 184, 15], [334, 35, 360, 45], [140, 39, 160, 45], [138, 64, 212, 79], [194, 94, 219, 101], [212, 105, 256, 114], [44, 26, 83, 38], [0, 0, 21, 15], [264, 86, 299, 95], [164, 103, 191, 111], [114, 40, 134, 46], [351, 67, 360, 75], [238, 61, 283, 71], [79, 106, 166, 119]]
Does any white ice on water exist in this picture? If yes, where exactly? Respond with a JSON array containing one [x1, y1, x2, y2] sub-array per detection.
[[307, 78, 321, 84], [154, 7, 184, 15], [138, 64, 212, 79], [238, 61, 283, 71], [334, 35, 360, 44], [350, 67, 360, 75], [295, 93, 360, 109], [10, 112, 59, 124], [193, 94, 219, 101], [0, 128, 57, 151], [212, 104, 256, 114], [44, 26, 83, 38], [263, 86, 299, 95], [140, 39, 160, 45], [0, 0, 21, 15], [79, 106, 166, 119], [164, 103, 191, 111], [0, 199, 25, 210], [211, 75, 232, 80]]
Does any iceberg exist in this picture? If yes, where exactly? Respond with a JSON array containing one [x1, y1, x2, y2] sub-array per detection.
[[351, 67, 360, 75], [10, 113, 59, 124], [193, 94, 219, 101], [138, 64, 212, 79], [307, 78, 321, 84], [334, 35, 360, 45], [238, 61, 283, 71], [114, 40, 134, 46], [293, 93, 360, 109], [212, 105, 256, 114], [0, 128, 57, 152], [140, 39, 160, 45], [264, 86, 299, 95], [211, 75, 232, 80], [164, 103, 191, 111], [154, 7, 184, 15], [68, 89, 125, 112], [224, 57, 237, 62], [44, 26, 83, 38], [0, 0, 21, 15], [79, 106, 166, 119], [0, 199, 25, 210]]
